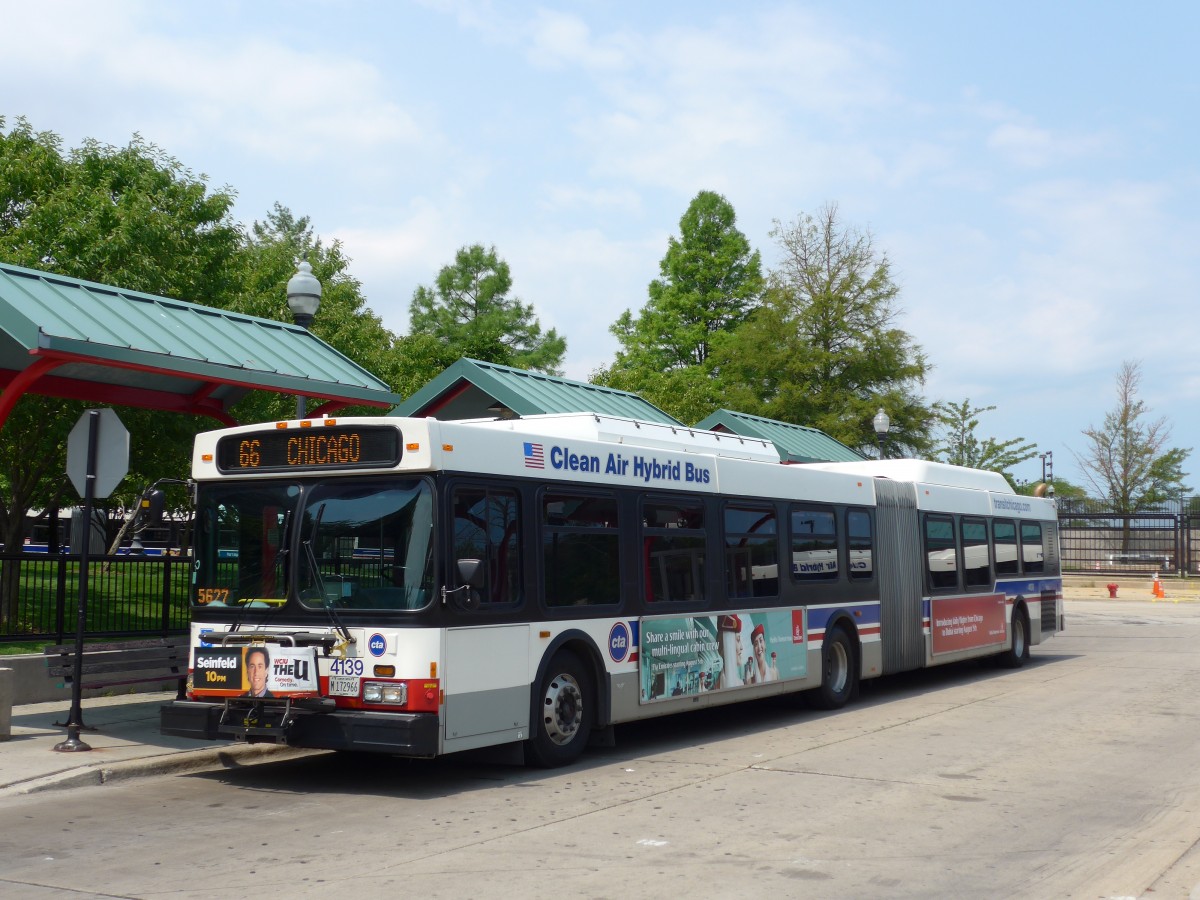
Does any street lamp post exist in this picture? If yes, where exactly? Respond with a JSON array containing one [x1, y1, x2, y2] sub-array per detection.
[[1040, 451, 1054, 497], [873, 407, 891, 459], [287, 260, 322, 419]]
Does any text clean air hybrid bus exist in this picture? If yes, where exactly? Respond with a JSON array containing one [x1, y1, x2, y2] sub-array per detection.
[[161, 412, 1062, 766]]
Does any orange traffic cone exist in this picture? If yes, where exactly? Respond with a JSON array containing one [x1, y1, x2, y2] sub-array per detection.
[[1152, 573, 1165, 599]]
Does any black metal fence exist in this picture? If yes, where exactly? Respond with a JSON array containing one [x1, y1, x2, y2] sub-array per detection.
[[0, 552, 190, 646], [4, 502, 1199, 647], [1058, 498, 1200, 574]]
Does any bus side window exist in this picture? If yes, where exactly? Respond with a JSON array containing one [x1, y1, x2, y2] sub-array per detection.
[[847, 509, 874, 581], [924, 514, 957, 590], [790, 506, 837, 582], [452, 486, 522, 606], [1021, 522, 1045, 574], [961, 517, 991, 589], [642, 497, 706, 603], [724, 504, 779, 598], [993, 519, 1018, 576], [542, 492, 620, 607]]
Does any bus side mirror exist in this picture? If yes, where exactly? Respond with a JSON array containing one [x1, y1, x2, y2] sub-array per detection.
[[457, 558, 485, 589], [453, 558, 484, 610]]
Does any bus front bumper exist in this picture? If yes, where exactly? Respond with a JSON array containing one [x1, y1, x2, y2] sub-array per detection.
[[161, 700, 440, 756]]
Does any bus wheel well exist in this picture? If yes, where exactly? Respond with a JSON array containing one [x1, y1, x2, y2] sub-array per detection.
[[807, 619, 860, 710], [535, 632, 609, 728], [525, 646, 596, 767], [997, 601, 1031, 669], [827, 614, 861, 675]]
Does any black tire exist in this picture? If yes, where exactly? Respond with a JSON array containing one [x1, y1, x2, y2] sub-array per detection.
[[997, 606, 1031, 669], [525, 650, 593, 768], [808, 626, 857, 710]]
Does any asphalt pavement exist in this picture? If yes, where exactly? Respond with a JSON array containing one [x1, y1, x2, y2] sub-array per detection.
[[1, 576, 1195, 798]]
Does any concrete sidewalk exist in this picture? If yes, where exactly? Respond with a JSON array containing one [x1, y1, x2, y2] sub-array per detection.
[[0, 692, 315, 799]]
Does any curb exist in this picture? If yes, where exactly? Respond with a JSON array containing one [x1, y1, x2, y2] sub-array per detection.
[[1, 742, 321, 798]]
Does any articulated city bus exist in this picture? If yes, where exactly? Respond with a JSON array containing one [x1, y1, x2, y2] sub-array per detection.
[[161, 412, 1062, 766]]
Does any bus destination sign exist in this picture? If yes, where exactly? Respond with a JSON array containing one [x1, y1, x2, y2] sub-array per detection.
[[216, 426, 402, 473]]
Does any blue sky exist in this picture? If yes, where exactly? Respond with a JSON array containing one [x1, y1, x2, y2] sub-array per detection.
[[3, 0, 1197, 488]]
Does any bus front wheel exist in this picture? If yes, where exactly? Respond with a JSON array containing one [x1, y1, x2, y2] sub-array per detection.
[[526, 650, 593, 768], [808, 626, 857, 710]]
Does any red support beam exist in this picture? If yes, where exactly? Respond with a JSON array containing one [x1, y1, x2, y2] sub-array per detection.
[[0, 357, 65, 430], [0, 348, 393, 433]]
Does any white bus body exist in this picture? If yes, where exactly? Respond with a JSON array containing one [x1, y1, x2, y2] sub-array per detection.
[[162, 413, 1062, 765]]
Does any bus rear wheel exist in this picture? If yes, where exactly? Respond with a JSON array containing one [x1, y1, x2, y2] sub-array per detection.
[[808, 626, 857, 710], [998, 606, 1031, 668], [525, 650, 593, 768]]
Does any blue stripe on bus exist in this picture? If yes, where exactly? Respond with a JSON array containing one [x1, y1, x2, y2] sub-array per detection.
[[806, 602, 881, 631], [996, 578, 1061, 594]]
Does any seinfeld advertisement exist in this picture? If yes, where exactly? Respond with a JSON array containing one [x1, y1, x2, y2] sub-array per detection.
[[639, 610, 806, 702], [192, 644, 320, 697]]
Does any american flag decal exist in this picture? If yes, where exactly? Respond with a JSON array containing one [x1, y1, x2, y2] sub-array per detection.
[[524, 442, 545, 469]]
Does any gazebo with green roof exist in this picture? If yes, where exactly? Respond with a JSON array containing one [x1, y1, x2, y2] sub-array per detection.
[[0, 261, 401, 429], [390, 358, 681, 425], [695, 408, 865, 464]]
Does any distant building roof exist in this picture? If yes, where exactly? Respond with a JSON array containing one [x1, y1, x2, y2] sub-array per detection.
[[391, 358, 682, 424], [0, 261, 400, 427], [694, 408, 865, 463]]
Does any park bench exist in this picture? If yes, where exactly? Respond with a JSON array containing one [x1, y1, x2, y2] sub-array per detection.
[[44, 637, 189, 700]]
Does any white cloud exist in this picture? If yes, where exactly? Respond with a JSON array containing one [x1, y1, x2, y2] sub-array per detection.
[[3, 2, 430, 166], [504, 227, 666, 380], [987, 122, 1110, 168], [538, 185, 644, 214], [526, 10, 632, 71]]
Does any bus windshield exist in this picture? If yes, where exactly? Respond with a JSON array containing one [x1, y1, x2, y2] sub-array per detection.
[[297, 479, 435, 611], [191, 479, 435, 611]]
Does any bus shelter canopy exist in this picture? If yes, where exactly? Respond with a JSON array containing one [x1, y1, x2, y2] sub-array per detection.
[[392, 357, 681, 423], [0, 262, 401, 429]]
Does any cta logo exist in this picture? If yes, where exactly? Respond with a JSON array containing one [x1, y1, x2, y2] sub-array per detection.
[[368, 633, 387, 657], [608, 621, 630, 663]]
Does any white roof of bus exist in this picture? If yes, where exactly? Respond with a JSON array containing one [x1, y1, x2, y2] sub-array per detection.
[[455, 412, 782, 463], [802, 458, 1014, 493]]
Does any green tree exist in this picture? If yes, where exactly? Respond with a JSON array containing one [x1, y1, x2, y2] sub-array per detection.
[[933, 399, 1038, 486], [596, 190, 762, 423], [391, 332, 459, 398], [717, 203, 935, 454], [230, 204, 404, 423], [1014, 477, 1085, 500], [0, 117, 243, 625], [1072, 360, 1190, 518], [409, 244, 565, 376]]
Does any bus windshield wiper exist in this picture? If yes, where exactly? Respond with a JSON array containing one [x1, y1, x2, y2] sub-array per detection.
[[276, 508, 293, 568], [301, 503, 353, 646]]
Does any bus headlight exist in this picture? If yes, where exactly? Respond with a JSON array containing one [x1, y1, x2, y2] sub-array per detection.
[[363, 681, 408, 706]]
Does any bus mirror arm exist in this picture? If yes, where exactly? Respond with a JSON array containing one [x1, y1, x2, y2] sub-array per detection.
[[441, 559, 483, 610]]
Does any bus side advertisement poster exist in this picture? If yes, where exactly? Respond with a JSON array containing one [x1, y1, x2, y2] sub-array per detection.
[[930, 594, 1008, 656], [639, 609, 806, 703], [192, 645, 320, 697]]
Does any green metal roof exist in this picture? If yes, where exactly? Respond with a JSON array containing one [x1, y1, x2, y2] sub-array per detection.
[[0, 261, 400, 423], [391, 358, 682, 425], [694, 408, 865, 463]]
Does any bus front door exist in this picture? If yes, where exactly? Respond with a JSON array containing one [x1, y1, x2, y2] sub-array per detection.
[[443, 625, 531, 754]]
